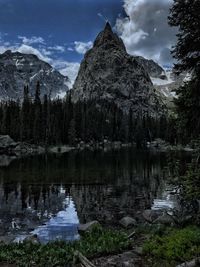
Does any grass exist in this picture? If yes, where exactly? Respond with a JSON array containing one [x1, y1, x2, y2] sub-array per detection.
[[0, 225, 131, 267], [143, 225, 200, 266]]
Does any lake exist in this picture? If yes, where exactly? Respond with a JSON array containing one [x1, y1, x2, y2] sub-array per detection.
[[0, 148, 178, 243]]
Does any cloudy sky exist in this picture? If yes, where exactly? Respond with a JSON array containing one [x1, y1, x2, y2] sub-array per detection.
[[0, 0, 177, 85]]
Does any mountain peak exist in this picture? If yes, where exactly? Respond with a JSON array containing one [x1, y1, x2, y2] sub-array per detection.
[[72, 21, 165, 117], [0, 50, 69, 100], [93, 22, 126, 51], [104, 21, 112, 33]]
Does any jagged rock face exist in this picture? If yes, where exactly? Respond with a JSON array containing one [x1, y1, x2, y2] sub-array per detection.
[[0, 50, 69, 100], [72, 23, 165, 116], [135, 56, 166, 79]]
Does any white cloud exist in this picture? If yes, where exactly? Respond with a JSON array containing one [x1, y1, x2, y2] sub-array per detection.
[[0, 39, 51, 63], [115, 0, 177, 66], [18, 36, 45, 45], [40, 47, 52, 56], [74, 41, 93, 54], [67, 47, 74, 52], [16, 44, 51, 63], [48, 45, 65, 53]]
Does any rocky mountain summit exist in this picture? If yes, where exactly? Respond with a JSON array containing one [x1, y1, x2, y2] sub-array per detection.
[[72, 22, 166, 116], [0, 50, 69, 100]]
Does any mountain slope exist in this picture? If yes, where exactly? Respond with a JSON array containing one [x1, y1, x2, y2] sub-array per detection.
[[0, 50, 69, 100], [72, 23, 166, 116], [135, 56, 166, 79]]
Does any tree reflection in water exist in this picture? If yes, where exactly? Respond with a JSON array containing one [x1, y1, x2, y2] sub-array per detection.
[[0, 149, 167, 242]]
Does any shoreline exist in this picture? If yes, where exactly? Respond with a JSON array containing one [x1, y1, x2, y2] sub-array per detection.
[[0, 135, 195, 168]]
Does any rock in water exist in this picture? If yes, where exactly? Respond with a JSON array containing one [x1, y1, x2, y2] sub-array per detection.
[[0, 50, 69, 100], [72, 22, 166, 116]]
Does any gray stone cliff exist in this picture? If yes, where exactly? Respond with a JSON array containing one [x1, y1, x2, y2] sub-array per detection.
[[72, 22, 166, 116]]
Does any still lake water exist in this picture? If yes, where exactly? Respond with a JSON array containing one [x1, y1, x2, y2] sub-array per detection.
[[0, 149, 178, 243]]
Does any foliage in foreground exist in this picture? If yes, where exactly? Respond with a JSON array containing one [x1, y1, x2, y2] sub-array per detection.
[[143, 226, 200, 266], [166, 150, 200, 201], [0, 226, 130, 267]]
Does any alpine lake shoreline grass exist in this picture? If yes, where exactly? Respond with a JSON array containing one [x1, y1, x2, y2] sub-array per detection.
[[0, 224, 200, 267], [0, 225, 131, 267]]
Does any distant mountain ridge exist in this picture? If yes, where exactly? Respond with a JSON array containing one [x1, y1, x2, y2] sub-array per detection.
[[71, 22, 166, 116], [0, 50, 69, 100], [135, 56, 166, 79]]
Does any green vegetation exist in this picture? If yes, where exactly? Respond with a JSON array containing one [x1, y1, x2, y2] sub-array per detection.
[[181, 160, 200, 200], [0, 226, 130, 267], [166, 151, 200, 201], [169, 0, 200, 144], [0, 87, 174, 147], [143, 226, 200, 266]]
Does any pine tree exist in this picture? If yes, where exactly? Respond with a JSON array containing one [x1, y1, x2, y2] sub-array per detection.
[[169, 0, 200, 74], [1, 102, 11, 135], [21, 85, 31, 141], [33, 81, 42, 144], [68, 118, 76, 145], [169, 0, 200, 142], [42, 94, 49, 145], [128, 108, 133, 143], [10, 100, 20, 140]]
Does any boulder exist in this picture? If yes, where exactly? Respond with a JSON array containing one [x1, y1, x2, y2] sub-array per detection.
[[24, 234, 40, 244], [119, 216, 137, 228], [154, 213, 174, 225], [49, 145, 75, 154], [142, 209, 162, 223], [150, 138, 168, 148], [78, 221, 100, 233], [0, 135, 17, 149], [176, 258, 200, 267]]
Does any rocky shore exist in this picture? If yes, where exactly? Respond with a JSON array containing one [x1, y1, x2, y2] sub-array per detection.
[[0, 207, 198, 266], [0, 135, 194, 167]]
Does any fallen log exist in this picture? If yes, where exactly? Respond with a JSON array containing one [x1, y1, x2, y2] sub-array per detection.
[[73, 251, 96, 267], [127, 231, 136, 239]]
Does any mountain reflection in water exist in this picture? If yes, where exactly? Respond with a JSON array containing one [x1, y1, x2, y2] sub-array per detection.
[[0, 149, 171, 242]]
